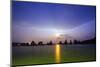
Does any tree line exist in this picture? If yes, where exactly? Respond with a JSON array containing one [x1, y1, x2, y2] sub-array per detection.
[[12, 37, 96, 47]]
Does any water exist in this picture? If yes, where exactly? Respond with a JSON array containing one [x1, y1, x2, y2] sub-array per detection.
[[12, 44, 96, 66]]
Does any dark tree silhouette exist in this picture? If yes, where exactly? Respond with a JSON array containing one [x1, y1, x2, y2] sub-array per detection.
[[12, 42, 19, 46], [64, 40, 68, 44], [77, 40, 81, 44], [74, 40, 78, 44], [26, 43, 29, 46], [12, 37, 96, 47], [47, 41, 53, 45], [81, 37, 96, 44], [59, 41, 62, 44], [38, 41, 43, 46], [69, 40, 72, 44], [46, 42, 49, 45], [49, 41, 53, 45], [20, 43, 26, 46], [31, 41, 36, 46]]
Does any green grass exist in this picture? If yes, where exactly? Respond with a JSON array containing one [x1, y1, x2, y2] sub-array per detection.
[[12, 56, 55, 65], [12, 53, 96, 66], [12, 45, 96, 66]]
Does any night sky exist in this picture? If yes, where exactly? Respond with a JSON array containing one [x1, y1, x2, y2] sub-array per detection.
[[12, 1, 96, 43]]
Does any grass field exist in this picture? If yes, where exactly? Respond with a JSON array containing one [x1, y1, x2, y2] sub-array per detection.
[[12, 44, 96, 66]]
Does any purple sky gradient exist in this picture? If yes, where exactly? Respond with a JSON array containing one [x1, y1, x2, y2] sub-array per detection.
[[12, 1, 96, 43]]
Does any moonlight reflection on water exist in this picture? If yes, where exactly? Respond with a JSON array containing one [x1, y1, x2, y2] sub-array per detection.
[[55, 44, 61, 63]]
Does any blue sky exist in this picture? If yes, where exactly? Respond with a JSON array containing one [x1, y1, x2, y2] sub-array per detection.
[[12, 1, 96, 43]]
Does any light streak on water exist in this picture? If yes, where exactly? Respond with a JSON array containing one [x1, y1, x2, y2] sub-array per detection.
[[55, 44, 61, 63]]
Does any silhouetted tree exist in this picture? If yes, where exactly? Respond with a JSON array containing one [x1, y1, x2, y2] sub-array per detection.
[[69, 40, 72, 44], [78, 40, 81, 44], [38, 41, 43, 46], [80, 37, 96, 44], [12, 42, 19, 46], [31, 41, 36, 46], [49, 41, 53, 45], [46, 42, 49, 45], [64, 40, 68, 44], [74, 40, 78, 44], [47, 41, 53, 45], [20, 43, 26, 46], [26, 43, 29, 46], [59, 41, 62, 44]]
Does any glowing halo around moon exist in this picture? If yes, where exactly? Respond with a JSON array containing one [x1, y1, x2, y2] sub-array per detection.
[[55, 33, 61, 38]]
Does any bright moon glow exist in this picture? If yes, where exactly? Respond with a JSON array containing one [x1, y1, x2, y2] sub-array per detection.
[[55, 33, 61, 38], [55, 44, 61, 63]]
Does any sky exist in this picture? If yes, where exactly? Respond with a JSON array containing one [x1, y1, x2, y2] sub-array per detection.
[[12, 1, 96, 43]]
